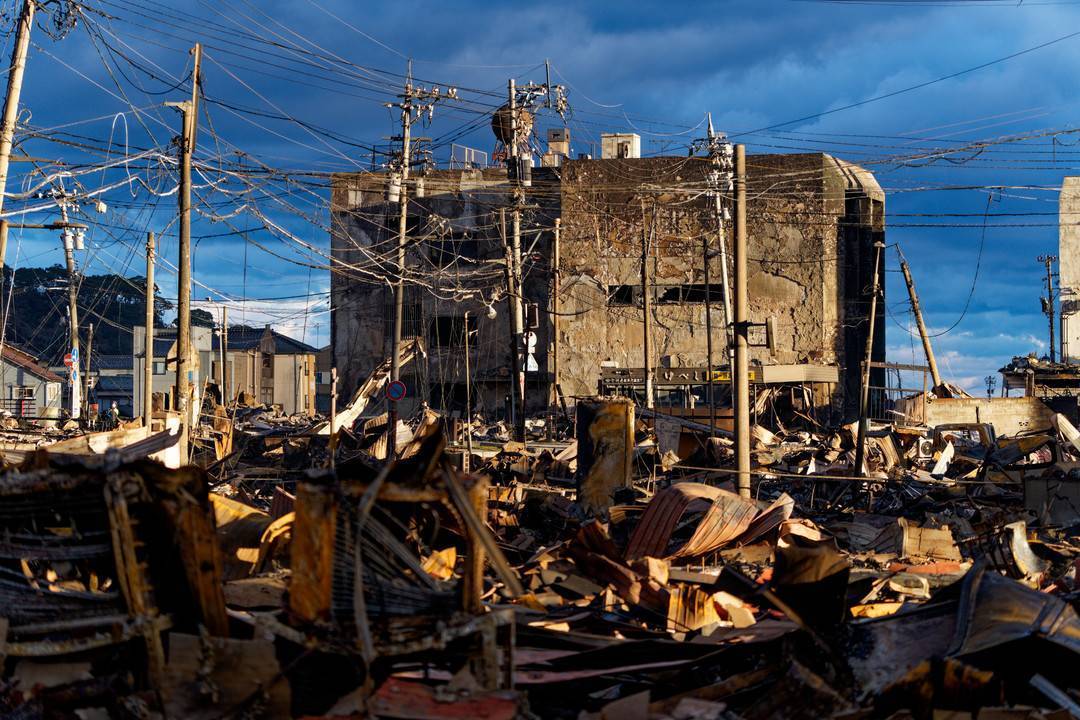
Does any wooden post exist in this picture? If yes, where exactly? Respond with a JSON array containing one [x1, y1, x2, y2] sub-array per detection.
[[0, 0, 33, 269], [734, 145, 750, 498], [173, 43, 201, 464], [143, 232, 155, 427]]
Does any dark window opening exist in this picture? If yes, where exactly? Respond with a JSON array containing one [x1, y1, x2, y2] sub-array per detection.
[[656, 283, 725, 304], [429, 314, 477, 348], [609, 285, 637, 306]]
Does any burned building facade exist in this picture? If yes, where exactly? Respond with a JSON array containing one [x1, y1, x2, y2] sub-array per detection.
[[330, 151, 884, 421]]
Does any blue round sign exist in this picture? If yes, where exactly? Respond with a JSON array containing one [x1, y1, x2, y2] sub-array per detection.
[[386, 380, 407, 402]]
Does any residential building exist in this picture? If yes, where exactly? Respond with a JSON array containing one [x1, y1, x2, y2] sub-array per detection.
[[132, 325, 211, 418], [0, 345, 63, 419], [89, 354, 134, 417], [212, 326, 318, 416], [316, 344, 332, 414], [330, 147, 885, 423]]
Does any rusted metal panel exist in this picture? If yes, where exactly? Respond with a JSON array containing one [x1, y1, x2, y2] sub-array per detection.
[[625, 482, 758, 561], [575, 397, 634, 515], [288, 482, 337, 625]]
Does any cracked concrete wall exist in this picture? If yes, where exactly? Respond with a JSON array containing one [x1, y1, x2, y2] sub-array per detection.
[[330, 168, 557, 419], [330, 152, 883, 420], [555, 153, 882, 417]]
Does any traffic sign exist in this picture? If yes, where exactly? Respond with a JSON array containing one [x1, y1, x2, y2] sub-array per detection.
[[386, 380, 407, 402], [63, 353, 73, 368]]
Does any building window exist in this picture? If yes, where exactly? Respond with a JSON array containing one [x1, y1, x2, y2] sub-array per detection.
[[608, 285, 638, 306], [655, 283, 725, 305], [10, 386, 33, 400], [152, 361, 166, 375], [429, 315, 477, 348]]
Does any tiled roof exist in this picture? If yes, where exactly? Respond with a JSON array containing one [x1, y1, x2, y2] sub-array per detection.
[[1, 345, 63, 382]]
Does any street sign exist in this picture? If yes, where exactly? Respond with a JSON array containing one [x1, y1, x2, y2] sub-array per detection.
[[63, 353, 73, 367], [386, 380, 407, 402]]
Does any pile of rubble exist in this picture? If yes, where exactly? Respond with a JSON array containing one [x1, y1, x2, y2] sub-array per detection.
[[0, 375, 1079, 719]]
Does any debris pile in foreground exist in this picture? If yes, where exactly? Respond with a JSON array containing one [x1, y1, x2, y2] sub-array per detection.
[[0, 393, 1078, 720]]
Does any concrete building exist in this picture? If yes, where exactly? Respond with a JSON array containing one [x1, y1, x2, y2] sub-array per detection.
[[0, 345, 63, 419], [1060, 177, 1080, 364], [330, 150, 885, 423], [213, 326, 317, 416]]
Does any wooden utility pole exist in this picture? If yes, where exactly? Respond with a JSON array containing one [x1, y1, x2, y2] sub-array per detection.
[[551, 218, 560, 409], [507, 78, 526, 441], [221, 305, 228, 403], [703, 226, 715, 429], [0, 0, 34, 270], [464, 310, 474, 470], [143, 232, 155, 427], [733, 145, 750, 498], [499, 209, 525, 435], [60, 204, 80, 420], [170, 43, 201, 464], [388, 90, 411, 461], [899, 255, 942, 389], [82, 322, 93, 420], [385, 70, 452, 457], [640, 199, 654, 410], [854, 240, 885, 477], [328, 367, 338, 468], [1039, 254, 1058, 363]]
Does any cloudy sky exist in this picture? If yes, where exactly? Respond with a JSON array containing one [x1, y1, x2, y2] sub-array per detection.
[[4, 0, 1080, 386]]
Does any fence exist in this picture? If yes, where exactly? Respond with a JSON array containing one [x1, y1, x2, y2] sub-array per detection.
[[0, 397, 35, 418], [864, 360, 930, 425]]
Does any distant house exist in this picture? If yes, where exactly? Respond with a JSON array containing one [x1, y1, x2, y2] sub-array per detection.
[[132, 325, 212, 418], [0, 344, 63, 419], [87, 354, 133, 417], [316, 345, 332, 414], [212, 326, 317, 416]]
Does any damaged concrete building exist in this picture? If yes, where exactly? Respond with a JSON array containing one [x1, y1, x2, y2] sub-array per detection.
[[330, 143, 885, 422]]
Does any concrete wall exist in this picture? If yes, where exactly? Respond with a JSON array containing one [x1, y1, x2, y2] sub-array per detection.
[[330, 167, 558, 420], [920, 396, 1055, 437], [1060, 176, 1080, 363], [330, 153, 884, 421], [271, 354, 316, 416], [556, 154, 883, 418]]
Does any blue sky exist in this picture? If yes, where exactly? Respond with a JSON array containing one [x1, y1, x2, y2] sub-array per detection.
[[4, 0, 1080, 387]]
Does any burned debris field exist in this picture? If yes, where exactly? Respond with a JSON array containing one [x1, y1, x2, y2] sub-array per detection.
[[1, 0, 1080, 718]]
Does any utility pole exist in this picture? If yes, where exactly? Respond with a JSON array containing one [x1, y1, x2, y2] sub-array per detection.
[[222, 304, 228, 403], [0, 0, 34, 270], [60, 202, 81, 420], [507, 78, 526, 441], [385, 68, 453, 457], [898, 252, 942, 389], [1039, 255, 1058, 363], [82, 322, 93, 420], [698, 114, 734, 429], [854, 240, 885, 477], [143, 232, 155, 428], [499, 209, 524, 435], [733, 145, 750, 498], [328, 367, 338, 469], [551, 218, 560, 410], [464, 310, 474, 470], [167, 43, 201, 464], [640, 199, 654, 410]]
